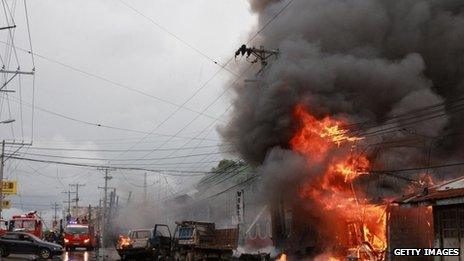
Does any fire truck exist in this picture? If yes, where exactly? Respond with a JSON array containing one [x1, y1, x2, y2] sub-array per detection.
[[63, 223, 97, 251], [0, 220, 7, 236], [8, 211, 43, 238]]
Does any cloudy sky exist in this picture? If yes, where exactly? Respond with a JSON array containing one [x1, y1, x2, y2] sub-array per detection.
[[0, 0, 256, 223]]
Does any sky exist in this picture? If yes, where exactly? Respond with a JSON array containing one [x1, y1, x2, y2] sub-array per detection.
[[0, 0, 256, 224]]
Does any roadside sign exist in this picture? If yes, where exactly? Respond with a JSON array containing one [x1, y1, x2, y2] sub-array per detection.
[[2, 180, 17, 195], [1, 200, 11, 209], [236, 190, 244, 224]]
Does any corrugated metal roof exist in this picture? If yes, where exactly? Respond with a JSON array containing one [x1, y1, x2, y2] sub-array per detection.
[[396, 176, 464, 205]]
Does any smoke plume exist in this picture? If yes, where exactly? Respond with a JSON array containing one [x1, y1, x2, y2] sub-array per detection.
[[220, 0, 464, 256], [222, 0, 464, 170]]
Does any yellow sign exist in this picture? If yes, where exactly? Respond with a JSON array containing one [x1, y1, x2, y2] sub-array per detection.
[[1, 200, 11, 209], [2, 181, 17, 195]]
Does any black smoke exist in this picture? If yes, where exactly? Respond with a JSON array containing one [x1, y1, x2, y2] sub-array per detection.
[[221, 0, 464, 169]]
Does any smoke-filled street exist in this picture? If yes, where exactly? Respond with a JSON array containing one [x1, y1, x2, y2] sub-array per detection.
[[2, 0, 464, 260]]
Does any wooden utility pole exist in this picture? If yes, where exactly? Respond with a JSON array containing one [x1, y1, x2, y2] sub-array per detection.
[[0, 140, 5, 221], [127, 191, 132, 206], [52, 202, 60, 226], [98, 168, 112, 247], [70, 183, 85, 217], [143, 172, 147, 204], [62, 190, 72, 216]]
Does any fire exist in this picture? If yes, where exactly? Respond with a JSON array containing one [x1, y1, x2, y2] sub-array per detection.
[[290, 104, 386, 260], [117, 235, 132, 249], [404, 173, 435, 195], [290, 105, 363, 162], [277, 253, 287, 261]]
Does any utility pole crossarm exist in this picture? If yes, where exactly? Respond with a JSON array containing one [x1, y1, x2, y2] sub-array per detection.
[[0, 69, 34, 75], [0, 25, 16, 31], [235, 44, 279, 75]]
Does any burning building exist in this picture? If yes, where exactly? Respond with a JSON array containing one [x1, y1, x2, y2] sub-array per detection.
[[220, 0, 464, 259]]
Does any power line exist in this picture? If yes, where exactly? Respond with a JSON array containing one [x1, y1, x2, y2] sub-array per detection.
[[5, 149, 236, 161], [117, 0, 240, 78], [110, 0, 295, 162], [129, 65, 252, 162], [8, 155, 210, 176], [25, 143, 228, 152], [6, 94, 221, 142], [0, 40, 224, 123], [370, 161, 464, 173], [348, 96, 464, 135]]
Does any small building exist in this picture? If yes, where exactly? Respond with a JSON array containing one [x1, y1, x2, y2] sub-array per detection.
[[395, 177, 464, 261]]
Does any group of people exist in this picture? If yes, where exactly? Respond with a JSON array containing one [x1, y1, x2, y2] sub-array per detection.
[[65, 214, 89, 224], [43, 229, 62, 244]]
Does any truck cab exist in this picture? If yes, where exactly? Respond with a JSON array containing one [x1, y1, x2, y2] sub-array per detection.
[[63, 224, 95, 251], [9, 212, 43, 238]]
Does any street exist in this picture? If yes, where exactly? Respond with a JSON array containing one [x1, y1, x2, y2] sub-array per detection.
[[3, 248, 121, 261], [3, 0, 464, 260]]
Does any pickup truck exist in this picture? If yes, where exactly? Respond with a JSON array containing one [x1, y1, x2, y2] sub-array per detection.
[[117, 228, 153, 260], [117, 224, 172, 260]]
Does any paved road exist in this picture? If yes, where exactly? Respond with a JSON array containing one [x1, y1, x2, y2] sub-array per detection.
[[3, 248, 121, 260]]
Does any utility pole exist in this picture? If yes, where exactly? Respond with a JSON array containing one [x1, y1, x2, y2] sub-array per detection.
[[143, 172, 147, 204], [52, 202, 59, 227], [235, 44, 279, 75], [0, 140, 4, 221], [62, 190, 72, 216], [97, 168, 112, 247], [70, 183, 85, 217], [127, 191, 132, 207]]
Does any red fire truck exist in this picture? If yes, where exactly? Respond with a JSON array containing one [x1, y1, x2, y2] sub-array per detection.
[[0, 219, 7, 236], [9, 211, 43, 238], [63, 223, 97, 251]]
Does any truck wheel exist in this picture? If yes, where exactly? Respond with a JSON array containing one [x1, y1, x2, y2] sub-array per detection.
[[39, 248, 52, 259], [0, 246, 9, 257]]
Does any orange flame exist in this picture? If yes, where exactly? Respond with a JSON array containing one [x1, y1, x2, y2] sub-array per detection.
[[117, 235, 132, 249], [290, 104, 386, 258], [277, 253, 287, 261]]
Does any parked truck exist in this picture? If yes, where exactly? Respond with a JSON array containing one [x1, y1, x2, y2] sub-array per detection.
[[116, 221, 238, 260], [117, 228, 153, 260], [172, 221, 238, 261]]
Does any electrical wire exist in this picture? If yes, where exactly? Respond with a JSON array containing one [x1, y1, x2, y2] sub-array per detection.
[[8, 155, 211, 176], [118, 0, 241, 78], [6, 94, 223, 142], [5, 149, 236, 161], [0, 40, 224, 123]]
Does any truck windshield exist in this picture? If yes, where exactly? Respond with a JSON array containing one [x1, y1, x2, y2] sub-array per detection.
[[178, 227, 193, 239], [131, 230, 150, 239], [66, 226, 88, 235], [13, 220, 35, 230], [22, 221, 36, 230]]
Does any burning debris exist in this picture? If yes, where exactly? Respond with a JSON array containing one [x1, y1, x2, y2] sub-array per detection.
[[117, 235, 132, 249]]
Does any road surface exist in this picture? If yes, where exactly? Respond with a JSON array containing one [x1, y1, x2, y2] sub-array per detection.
[[3, 248, 121, 260]]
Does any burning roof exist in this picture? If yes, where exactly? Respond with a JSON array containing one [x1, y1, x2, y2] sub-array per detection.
[[396, 176, 464, 206]]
